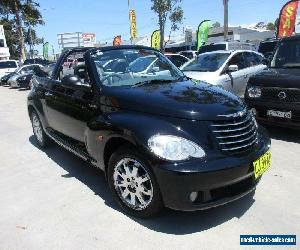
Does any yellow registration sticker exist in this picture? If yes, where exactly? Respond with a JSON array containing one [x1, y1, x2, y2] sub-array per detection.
[[254, 150, 271, 179]]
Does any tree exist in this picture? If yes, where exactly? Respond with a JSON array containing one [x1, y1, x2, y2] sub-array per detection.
[[151, 0, 184, 51], [25, 27, 44, 58], [0, 0, 44, 61], [266, 22, 275, 31], [212, 21, 221, 28]]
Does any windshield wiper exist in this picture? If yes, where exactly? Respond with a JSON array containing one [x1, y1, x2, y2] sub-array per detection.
[[131, 79, 174, 88]]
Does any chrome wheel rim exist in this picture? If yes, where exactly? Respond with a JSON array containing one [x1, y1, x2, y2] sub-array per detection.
[[113, 158, 153, 211], [32, 114, 43, 144]]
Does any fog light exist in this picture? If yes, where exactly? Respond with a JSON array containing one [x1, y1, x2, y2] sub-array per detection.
[[189, 192, 198, 202], [250, 108, 257, 116]]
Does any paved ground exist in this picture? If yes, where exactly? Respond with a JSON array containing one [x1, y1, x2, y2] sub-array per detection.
[[0, 86, 299, 250]]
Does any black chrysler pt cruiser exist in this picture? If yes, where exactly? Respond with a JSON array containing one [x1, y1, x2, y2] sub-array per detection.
[[27, 46, 271, 217]]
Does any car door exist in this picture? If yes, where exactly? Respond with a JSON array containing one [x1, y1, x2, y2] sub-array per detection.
[[226, 52, 249, 97], [44, 50, 96, 142]]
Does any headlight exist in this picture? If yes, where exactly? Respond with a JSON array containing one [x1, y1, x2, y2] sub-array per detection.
[[248, 86, 261, 98], [148, 135, 206, 161]]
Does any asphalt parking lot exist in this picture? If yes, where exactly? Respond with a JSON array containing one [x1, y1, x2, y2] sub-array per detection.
[[0, 86, 299, 250]]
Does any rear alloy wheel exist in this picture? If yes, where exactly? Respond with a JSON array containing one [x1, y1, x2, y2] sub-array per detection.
[[31, 111, 50, 148], [108, 146, 163, 218]]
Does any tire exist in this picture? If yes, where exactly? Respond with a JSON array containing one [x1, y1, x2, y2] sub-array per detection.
[[107, 146, 164, 218], [30, 110, 51, 148]]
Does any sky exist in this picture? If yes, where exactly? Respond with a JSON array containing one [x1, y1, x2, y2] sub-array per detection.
[[35, 0, 289, 54]]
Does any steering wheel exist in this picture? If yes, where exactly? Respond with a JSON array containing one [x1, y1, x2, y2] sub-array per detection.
[[101, 73, 123, 85]]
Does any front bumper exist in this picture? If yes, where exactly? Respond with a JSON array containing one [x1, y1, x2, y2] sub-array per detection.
[[151, 128, 271, 211], [246, 99, 300, 130]]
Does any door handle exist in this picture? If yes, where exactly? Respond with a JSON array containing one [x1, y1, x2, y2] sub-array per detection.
[[45, 91, 53, 97]]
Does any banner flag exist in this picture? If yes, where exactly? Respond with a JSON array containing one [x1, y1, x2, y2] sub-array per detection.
[[129, 9, 137, 40], [197, 20, 211, 50], [113, 35, 122, 46], [43, 42, 49, 60], [151, 30, 161, 50], [277, 0, 299, 38]]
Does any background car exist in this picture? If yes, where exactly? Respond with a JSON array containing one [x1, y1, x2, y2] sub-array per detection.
[[0, 60, 19, 78], [164, 53, 189, 67], [246, 35, 300, 130], [1, 64, 40, 85], [181, 50, 267, 97], [23, 58, 51, 66], [9, 64, 44, 88]]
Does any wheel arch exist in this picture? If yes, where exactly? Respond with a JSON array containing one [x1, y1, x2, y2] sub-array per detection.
[[103, 136, 137, 177]]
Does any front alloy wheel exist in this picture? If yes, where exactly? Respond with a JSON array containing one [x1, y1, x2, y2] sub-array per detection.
[[113, 158, 153, 211], [108, 146, 163, 218]]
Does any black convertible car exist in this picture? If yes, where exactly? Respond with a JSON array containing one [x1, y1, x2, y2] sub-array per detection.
[[28, 46, 271, 217]]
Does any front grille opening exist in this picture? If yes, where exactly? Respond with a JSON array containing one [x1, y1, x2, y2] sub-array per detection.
[[210, 176, 254, 201], [211, 112, 258, 154], [193, 177, 255, 204]]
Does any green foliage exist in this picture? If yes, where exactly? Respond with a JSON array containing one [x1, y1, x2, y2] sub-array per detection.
[[0, 0, 44, 60], [266, 22, 275, 31], [151, 0, 184, 51]]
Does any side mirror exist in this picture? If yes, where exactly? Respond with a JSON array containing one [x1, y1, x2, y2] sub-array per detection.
[[61, 75, 90, 91], [228, 64, 239, 72]]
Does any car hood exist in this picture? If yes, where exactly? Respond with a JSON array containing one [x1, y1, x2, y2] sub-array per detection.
[[101, 79, 245, 121], [183, 71, 218, 83], [249, 68, 300, 88]]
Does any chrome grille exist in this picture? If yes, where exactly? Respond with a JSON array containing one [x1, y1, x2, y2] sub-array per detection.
[[211, 111, 258, 153]]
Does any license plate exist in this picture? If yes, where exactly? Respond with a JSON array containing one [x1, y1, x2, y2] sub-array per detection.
[[254, 150, 271, 179], [267, 110, 292, 119]]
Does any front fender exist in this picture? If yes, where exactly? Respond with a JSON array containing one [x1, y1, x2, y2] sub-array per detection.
[[86, 111, 194, 170]]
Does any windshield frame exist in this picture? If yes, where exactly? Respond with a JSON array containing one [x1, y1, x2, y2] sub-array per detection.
[[88, 46, 185, 88]]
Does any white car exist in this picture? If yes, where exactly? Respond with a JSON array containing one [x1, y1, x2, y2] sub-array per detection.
[[0, 60, 19, 78], [181, 50, 267, 97]]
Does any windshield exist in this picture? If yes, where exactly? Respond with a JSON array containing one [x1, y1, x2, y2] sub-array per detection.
[[271, 40, 300, 68], [0, 61, 18, 69], [181, 52, 230, 72], [91, 48, 184, 87]]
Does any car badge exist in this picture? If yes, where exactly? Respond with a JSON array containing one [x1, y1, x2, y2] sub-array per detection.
[[278, 91, 287, 100]]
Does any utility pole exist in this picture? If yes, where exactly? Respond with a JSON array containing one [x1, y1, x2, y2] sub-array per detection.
[[224, 0, 229, 41], [29, 26, 33, 59]]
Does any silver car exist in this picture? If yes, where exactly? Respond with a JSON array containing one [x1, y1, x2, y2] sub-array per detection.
[[181, 50, 267, 97]]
